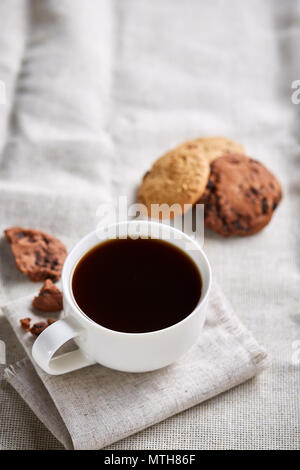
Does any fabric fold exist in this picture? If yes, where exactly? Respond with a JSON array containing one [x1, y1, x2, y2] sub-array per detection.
[[3, 282, 268, 450]]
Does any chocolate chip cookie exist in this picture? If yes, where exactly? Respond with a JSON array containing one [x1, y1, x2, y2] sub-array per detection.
[[138, 146, 210, 218], [5, 227, 67, 281], [200, 154, 282, 236]]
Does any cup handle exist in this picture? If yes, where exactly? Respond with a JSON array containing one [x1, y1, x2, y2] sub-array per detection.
[[32, 317, 95, 375]]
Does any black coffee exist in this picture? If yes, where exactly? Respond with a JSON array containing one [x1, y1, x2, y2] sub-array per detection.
[[72, 238, 202, 333]]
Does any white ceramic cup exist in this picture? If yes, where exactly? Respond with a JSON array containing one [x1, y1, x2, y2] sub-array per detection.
[[32, 220, 211, 375]]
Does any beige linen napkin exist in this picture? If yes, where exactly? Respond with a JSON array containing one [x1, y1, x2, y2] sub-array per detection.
[[3, 282, 268, 450]]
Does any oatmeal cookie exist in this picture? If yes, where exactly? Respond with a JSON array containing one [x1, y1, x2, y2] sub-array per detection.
[[181, 136, 245, 163], [138, 146, 210, 218]]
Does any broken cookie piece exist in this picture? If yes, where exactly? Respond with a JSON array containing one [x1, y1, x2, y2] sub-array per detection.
[[32, 279, 63, 312], [5, 227, 67, 282], [29, 321, 48, 337], [20, 317, 31, 330], [29, 318, 57, 336]]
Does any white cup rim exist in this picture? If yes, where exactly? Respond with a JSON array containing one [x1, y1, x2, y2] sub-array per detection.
[[62, 220, 212, 337]]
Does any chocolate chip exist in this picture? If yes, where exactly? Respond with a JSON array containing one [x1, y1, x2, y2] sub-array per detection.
[[262, 197, 268, 214], [221, 217, 229, 232], [233, 220, 244, 230], [35, 251, 41, 266]]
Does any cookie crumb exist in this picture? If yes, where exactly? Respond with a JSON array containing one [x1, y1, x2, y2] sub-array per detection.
[[47, 318, 57, 326], [30, 321, 48, 337], [20, 317, 31, 330]]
